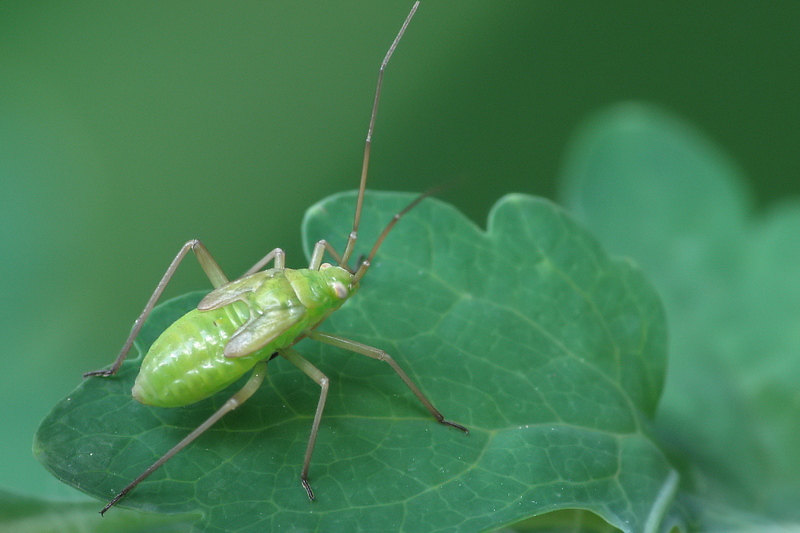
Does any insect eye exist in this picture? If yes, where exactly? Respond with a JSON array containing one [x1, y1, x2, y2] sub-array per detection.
[[320, 262, 332, 270], [331, 281, 348, 299]]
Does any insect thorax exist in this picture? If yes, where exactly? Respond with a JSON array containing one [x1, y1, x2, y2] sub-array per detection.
[[285, 265, 357, 310]]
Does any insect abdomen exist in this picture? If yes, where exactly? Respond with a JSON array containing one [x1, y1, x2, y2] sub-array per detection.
[[132, 268, 346, 408], [132, 302, 269, 408]]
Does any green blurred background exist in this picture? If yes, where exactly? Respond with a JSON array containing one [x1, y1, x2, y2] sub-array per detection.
[[2, 0, 799, 501]]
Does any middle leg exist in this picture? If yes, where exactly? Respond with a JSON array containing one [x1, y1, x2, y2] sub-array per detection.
[[242, 247, 285, 277], [279, 347, 329, 500]]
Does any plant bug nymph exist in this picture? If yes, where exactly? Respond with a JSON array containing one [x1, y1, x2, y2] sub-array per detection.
[[84, 1, 468, 515]]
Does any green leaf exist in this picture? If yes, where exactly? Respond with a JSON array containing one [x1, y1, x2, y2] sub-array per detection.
[[35, 192, 680, 532], [560, 102, 800, 521]]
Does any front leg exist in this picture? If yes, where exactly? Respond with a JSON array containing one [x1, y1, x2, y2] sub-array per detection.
[[308, 240, 347, 271], [307, 331, 468, 434]]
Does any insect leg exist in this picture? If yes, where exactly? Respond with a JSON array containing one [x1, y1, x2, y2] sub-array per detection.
[[84, 239, 228, 378], [98, 361, 268, 515], [241, 247, 285, 277], [308, 240, 345, 270], [279, 347, 329, 501], [307, 331, 468, 434]]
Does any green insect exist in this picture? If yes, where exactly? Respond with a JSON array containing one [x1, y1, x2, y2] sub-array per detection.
[[84, 1, 467, 515]]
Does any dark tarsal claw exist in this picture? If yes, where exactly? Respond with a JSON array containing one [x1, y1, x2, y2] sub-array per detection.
[[302, 478, 315, 501], [83, 369, 115, 378], [443, 419, 469, 435]]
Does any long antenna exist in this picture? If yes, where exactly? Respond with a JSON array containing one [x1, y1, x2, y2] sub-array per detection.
[[340, 1, 420, 267], [352, 187, 433, 284]]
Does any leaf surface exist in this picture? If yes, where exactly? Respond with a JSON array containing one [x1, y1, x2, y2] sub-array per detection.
[[36, 192, 679, 532]]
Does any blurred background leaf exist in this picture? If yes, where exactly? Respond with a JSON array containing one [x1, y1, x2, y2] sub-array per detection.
[[560, 103, 800, 524], [0, 489, 198, 533], [2, 0, 800, 524]]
